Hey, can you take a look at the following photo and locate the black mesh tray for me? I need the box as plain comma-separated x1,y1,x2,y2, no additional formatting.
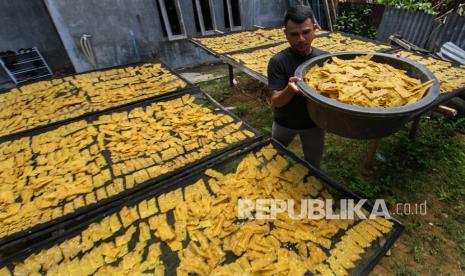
0,88,262,254
0,139,403,276
0,59,194,141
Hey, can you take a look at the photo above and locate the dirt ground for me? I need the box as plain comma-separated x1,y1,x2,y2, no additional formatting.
178,63,465,275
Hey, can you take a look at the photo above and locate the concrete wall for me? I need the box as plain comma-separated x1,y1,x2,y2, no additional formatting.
0,0,72,81
45,0,164,72
44,0,226,71
252,0,288,28
2,0,290,74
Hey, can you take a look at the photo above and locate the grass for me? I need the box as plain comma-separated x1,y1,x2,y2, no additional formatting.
394,264,420,276
196,71,465,275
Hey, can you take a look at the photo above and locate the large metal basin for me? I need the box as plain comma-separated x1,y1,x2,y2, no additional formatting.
295,52,440,139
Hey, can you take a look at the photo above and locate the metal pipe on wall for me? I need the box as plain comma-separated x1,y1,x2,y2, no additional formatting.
79,34,97,69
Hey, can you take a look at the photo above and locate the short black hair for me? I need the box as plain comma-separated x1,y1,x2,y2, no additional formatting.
284,5,315,26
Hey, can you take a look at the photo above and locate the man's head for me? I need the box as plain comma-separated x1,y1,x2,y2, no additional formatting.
283,6,317,55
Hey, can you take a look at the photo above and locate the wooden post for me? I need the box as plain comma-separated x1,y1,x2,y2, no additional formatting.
322,0,333,31
228,64,234,87
364,139,380,169
409,117,421,140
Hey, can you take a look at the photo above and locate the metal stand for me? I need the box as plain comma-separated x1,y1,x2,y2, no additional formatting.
228,64,234,87
0,47,53,84
409,117,421,140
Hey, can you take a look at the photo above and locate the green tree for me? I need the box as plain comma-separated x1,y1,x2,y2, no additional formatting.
376,0,437,15
333,7,378,40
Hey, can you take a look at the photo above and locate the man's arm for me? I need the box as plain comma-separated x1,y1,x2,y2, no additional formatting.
270,76,301,108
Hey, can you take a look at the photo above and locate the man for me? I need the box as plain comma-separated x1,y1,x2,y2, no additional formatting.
267,6,326,169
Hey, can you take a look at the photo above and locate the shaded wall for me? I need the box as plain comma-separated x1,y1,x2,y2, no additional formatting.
45,0,172,72
0,0,72,81
44,0,291,71
253,0,288,27
1,0,290,74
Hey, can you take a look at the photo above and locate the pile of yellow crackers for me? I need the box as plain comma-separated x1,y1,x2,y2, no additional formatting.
305,55,434,107
396,50,465,94
312,33,391,53
192,28,287,54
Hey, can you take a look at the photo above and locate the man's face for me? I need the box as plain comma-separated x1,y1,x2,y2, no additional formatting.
284,18,316,55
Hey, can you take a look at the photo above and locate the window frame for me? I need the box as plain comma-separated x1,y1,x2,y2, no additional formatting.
157,0,188,40
193,0,218,36
225,0,243,31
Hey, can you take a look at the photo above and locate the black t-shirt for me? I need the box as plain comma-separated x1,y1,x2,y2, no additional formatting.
267,47,326,129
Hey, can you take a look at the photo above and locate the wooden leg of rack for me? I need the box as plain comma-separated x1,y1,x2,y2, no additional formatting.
228,64,234,87
409,117,421,140
364,139,380,169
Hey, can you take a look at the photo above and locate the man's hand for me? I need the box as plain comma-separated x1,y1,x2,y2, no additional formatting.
287,76,301,94
270,76,302,108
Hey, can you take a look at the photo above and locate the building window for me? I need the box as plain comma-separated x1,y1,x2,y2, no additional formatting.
192,0,217,35
157,0,187,40
223,0,242,31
